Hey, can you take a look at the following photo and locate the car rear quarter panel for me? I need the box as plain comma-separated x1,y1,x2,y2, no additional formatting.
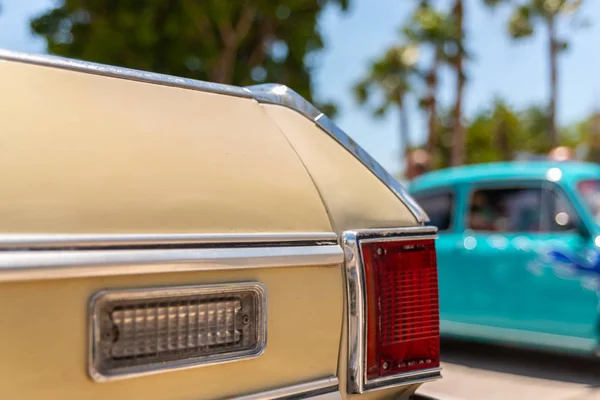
261,104,418,232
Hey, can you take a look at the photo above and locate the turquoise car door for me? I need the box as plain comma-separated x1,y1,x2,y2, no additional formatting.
412,188,467,325
522,183,599,350
454,181,527,331
455,180,598,350
455,182,559,334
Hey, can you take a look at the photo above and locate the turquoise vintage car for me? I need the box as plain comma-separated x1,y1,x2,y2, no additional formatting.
410,161,600,355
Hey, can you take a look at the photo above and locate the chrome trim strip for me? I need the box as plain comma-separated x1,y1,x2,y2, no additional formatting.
235,376,340,400
0,48,429,224
89,282,267,382
348,226,437,240
359,234,439,244
362,373,442,394
0,244,343,282
366,367,442,387
0,232,338,250
301,392,342,400
342,227,440,394
342,230,364,393
0,49,251,98
245,84,323,121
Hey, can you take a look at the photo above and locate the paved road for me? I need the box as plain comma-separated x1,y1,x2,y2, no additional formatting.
416,339,600,400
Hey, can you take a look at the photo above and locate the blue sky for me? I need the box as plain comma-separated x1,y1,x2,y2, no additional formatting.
1,0,599,175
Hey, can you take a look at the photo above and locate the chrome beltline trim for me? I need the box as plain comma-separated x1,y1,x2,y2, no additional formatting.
0,232,338,249
343,227,440,394
0,244,343,282
0,48,429,224
234,376,340,400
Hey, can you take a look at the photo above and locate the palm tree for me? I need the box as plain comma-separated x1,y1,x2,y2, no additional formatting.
403,2,455,159
354,45,420,161
484,0,586,148
449,0,467,166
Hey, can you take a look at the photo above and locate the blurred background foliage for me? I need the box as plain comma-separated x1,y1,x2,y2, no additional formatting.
27,0,600,173
30,0,349,116
429,102,600,169
353,0,594,172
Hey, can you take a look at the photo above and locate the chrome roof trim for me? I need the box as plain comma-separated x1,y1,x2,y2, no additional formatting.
0,49,428,223
0,245,343,282
0,232,338,250
0,49,251,98
235,376,340,400
245,84,323,121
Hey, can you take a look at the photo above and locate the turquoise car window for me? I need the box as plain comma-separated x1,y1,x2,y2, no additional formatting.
544,188,580,232
468,187,544,232
578,179,600,223
413,192,453,231
468,185,580,233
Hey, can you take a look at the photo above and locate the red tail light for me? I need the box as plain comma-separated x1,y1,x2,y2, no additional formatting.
344,228,441,393
361,239,440,379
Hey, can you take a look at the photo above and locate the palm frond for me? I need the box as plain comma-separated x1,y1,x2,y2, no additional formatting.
508,5,535,39
353,79,370,105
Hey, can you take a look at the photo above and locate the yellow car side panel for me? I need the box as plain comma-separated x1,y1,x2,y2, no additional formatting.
0,61,331,234
0,265,343,400
262,104,417,232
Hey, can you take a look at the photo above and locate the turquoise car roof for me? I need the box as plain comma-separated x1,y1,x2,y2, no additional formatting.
409,161,600,192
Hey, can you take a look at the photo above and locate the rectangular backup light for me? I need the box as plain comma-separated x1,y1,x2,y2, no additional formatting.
89,283,267,381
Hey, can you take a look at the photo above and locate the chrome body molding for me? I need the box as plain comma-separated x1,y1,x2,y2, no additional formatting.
0,233,343,282
0,232,338,250
89,283,268,382
0,49,429,224
234,376,340,400
342,226,440,394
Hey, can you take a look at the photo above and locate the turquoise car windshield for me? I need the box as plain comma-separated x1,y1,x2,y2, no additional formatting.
578,179,600,223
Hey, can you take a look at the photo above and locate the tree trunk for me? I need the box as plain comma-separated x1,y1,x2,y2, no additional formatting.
450,0,466,166
399,97,411,161
425,48,441,155
211,5,256,84
548,17,559,148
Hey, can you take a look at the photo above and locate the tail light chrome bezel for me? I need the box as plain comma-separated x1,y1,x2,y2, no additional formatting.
343,226,441,394
88,282,267,382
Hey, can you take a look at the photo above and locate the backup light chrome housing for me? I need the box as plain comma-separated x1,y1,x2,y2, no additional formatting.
89,283,267,381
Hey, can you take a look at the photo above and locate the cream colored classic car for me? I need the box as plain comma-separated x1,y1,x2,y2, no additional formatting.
0,49,440,400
